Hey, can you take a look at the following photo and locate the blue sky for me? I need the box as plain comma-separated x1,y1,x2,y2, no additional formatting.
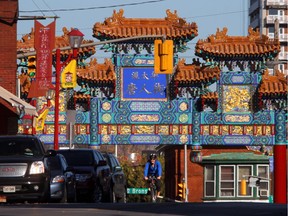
18,0,248,61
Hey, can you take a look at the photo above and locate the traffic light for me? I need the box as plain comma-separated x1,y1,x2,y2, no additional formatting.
27,56,36,78
154,39,174,74
178,182,186,199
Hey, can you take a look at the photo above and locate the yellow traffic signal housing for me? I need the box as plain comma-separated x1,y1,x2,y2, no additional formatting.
154,39,174,74
27,56,36,78
178,183,186,199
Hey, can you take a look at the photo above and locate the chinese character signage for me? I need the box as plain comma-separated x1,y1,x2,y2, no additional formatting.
121,67,167,100
28,20,55,98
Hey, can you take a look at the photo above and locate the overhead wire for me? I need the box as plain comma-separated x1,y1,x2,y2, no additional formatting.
19,0,166,13
184,10,248,20
31,0,46,16
41,0,58,17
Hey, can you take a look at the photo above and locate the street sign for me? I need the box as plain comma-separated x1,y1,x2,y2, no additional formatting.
127,188,148,194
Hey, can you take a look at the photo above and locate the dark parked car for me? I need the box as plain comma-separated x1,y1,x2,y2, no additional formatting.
46,154,76,203
57,149,111,203
0,135,56,203
102,152,127,203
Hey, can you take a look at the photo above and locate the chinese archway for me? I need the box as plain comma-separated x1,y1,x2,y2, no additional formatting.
17,9,287,204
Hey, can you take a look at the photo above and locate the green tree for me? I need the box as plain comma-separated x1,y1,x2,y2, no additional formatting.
119,155,165,202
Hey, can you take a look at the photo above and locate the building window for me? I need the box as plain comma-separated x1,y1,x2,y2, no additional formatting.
257,165,269,196
269,9,278,15
204,165,216,197
220,165,235,197
204,164,269,199
237,165,253,197
268,26,275,33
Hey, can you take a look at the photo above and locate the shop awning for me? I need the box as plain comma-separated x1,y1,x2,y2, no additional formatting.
0,86,38,116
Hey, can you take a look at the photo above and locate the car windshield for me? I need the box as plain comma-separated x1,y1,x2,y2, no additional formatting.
59,151,94,166
0,138,43,157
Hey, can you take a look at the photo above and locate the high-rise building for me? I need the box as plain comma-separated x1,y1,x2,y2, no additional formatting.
249,0,288,75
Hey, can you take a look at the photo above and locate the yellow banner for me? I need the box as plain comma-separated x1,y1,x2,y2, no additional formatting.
35,108,49,131
61,59,77,88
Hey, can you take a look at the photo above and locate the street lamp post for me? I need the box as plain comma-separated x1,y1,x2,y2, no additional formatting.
54,28,84,150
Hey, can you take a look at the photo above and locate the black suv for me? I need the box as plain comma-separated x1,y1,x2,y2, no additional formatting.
57,149,111,203
102,152,127,203
0,135,55,203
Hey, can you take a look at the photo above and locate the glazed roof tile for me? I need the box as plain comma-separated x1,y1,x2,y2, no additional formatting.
173,59,220,83
73,93,91,100
93,9,198,39
77,58,116,82
195,27,280,59
201,92,218,100
259,69,287,95
203,153,269,161
17,27,96,56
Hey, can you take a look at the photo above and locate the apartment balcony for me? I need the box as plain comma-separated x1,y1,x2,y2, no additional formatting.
267,68,288,76
266,0,288,9
278,51,288,61
279,33,288,42
266,15,288,24
268,33,288,42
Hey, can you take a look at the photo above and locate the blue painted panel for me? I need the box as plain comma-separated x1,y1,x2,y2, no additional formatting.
74,134,90,145
38,134,67,145
97,100,193,125
202,135,274,145
121,67,167,100
98,134,192,145
119,54,154,67
201,111,275,125
75,111,90,124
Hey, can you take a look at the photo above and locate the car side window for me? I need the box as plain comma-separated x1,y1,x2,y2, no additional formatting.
93,151,101,164
59,155,68,170
110,155,119,168
114,156,121,166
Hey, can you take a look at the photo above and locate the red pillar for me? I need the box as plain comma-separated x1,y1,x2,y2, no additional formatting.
274,145,287,204
54,49,61,150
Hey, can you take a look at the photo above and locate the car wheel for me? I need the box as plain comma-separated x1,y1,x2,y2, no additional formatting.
40,187,50,203
118,191,127,203
92,183,102,203
67,183,77,203
112,189,117,203
60,186,68,203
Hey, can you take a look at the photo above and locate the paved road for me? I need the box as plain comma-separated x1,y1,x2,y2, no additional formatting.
0,202,287,216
